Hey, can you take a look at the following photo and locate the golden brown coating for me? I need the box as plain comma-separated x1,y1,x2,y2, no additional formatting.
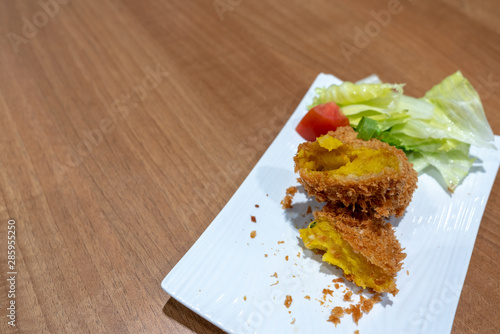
315,204,406,280
294,126,418,218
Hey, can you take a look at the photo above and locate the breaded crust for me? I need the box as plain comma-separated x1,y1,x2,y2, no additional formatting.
294,126,418,218
315,204,406,278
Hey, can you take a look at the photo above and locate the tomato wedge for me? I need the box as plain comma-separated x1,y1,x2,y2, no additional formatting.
295,102,349,141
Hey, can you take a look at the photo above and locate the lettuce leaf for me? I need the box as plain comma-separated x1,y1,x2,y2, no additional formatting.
423,71,495,148
309,82,404,110
406,150,475,192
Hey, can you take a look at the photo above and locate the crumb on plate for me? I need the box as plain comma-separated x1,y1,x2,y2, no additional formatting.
323,288,334,296
281,186,297,209
343,290,353,302
284,295,293,308
344,303,363,325
327,306,345,327
359,296,374,313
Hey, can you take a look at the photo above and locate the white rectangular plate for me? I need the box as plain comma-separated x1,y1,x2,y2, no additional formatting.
162,73,500,334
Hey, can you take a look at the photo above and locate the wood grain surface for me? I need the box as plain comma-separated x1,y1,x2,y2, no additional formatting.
1,0,499,333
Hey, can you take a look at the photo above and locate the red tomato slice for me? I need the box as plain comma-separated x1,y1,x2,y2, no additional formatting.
295,102,349,141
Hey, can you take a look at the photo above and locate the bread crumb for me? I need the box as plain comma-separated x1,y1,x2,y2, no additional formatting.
343,291,353,302
332,278,344,283
359,296,374,313
284,295,293,308
291,318,296,324
251,216,257,223
255,204,259,208
297,252,301,258
270,272,278,278
278,241,284,244
264,254,268,257
250,231,256,238
344,304,362,325
271,280,279,286
334,283,340,289
354,330,360,334
407,270,409,275
306,205,312,214
243,296,247,301
323,288,334,296
281,186,297,209
304,295,310,300
327,306,345,326
285,255,289,261
322,281,382,328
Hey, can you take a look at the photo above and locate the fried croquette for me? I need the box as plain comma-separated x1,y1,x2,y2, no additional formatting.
294,126,417,218
299,204,406,295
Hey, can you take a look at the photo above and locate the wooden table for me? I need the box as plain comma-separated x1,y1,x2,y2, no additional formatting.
1,0,499,333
